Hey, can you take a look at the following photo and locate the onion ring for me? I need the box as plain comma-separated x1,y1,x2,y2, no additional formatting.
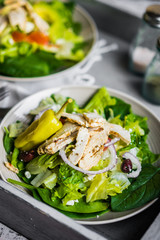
104,137,120,148
123,152,141,178
59,144,117,175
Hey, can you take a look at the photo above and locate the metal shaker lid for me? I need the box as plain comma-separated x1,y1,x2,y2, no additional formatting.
143,5,160,28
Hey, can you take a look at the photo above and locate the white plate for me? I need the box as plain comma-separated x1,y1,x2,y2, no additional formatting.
0,6,98,82
0,85,159,225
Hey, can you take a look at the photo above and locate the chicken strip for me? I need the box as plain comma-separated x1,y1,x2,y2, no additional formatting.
61,113,87,127
78,129,108,170
61,112,105,128
108,123,131,145
44,132,77,154
30,12,49,34
8,7,27,31
0,16,7,34
68,127,89,165
38,122,79,155
83,112,105,124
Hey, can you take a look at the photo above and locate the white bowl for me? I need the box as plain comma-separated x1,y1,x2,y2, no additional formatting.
0,85,159,225
0,6,98,82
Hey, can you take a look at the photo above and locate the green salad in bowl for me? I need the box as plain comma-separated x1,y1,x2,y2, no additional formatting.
0,0,96,78
2,87,160,220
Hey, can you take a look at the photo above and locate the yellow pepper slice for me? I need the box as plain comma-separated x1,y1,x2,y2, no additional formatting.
15,109,62,151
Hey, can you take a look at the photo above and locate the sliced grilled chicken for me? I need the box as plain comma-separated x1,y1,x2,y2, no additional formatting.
5,0,22,5
83,112,105,124
44,132,77,154
78,129,108,170
108,123,131,145
1,1,24,14
8,7,27,31
5,162,19,173
61,113,87,127
68,127,89,165
30,12,49,34
0,16,7,34
37,122,79,155
61,112,106,128
79,145,104,171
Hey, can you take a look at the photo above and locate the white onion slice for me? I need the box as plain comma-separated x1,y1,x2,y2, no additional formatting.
104,137,120,148
123,152,141,178
59,145,117,175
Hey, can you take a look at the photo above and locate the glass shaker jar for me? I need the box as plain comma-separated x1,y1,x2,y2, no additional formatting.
142,37,160,105
129,5,160,75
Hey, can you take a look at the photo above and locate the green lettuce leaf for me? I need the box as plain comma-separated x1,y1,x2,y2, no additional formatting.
30,97,55,115
62,191,84,206
9,121,28,138
26,153,60,174
105,97,131,121
124,113,148,144
86,173,126,203
84,87,116,118
58,163,86,191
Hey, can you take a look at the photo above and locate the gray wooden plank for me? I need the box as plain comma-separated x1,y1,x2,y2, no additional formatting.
0,180,106,240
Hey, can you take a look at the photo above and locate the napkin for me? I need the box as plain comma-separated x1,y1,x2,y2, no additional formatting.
0,81,29,109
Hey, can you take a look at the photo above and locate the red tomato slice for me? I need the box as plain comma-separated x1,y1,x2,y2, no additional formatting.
12,31,27,42
12,31,49,45
28,31,49,45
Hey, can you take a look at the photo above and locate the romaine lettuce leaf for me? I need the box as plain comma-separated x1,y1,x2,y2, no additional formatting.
9,121,28,138
26,153,60,174
30,97,55,115
105,97,131,121
124,114,148,144
86,173,125,203
84,87,116,118
62,191,84,206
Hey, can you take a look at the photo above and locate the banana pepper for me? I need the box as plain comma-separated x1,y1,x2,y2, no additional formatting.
15,109,62,151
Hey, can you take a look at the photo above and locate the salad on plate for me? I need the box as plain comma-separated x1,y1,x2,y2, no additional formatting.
3,87,160,219
0,0,86,77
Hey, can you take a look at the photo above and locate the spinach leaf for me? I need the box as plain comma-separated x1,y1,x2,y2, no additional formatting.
105,97,131,120
59,208,110,219
111,164,160,211
7,178,35,191
3,127,14,154
37,188,108,213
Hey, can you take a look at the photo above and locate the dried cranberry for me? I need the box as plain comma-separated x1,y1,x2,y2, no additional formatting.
19,150,36,163
121,159,132,173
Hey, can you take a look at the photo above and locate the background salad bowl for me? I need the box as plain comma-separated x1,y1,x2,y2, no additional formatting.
0,85,159,225
0,2,98,83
